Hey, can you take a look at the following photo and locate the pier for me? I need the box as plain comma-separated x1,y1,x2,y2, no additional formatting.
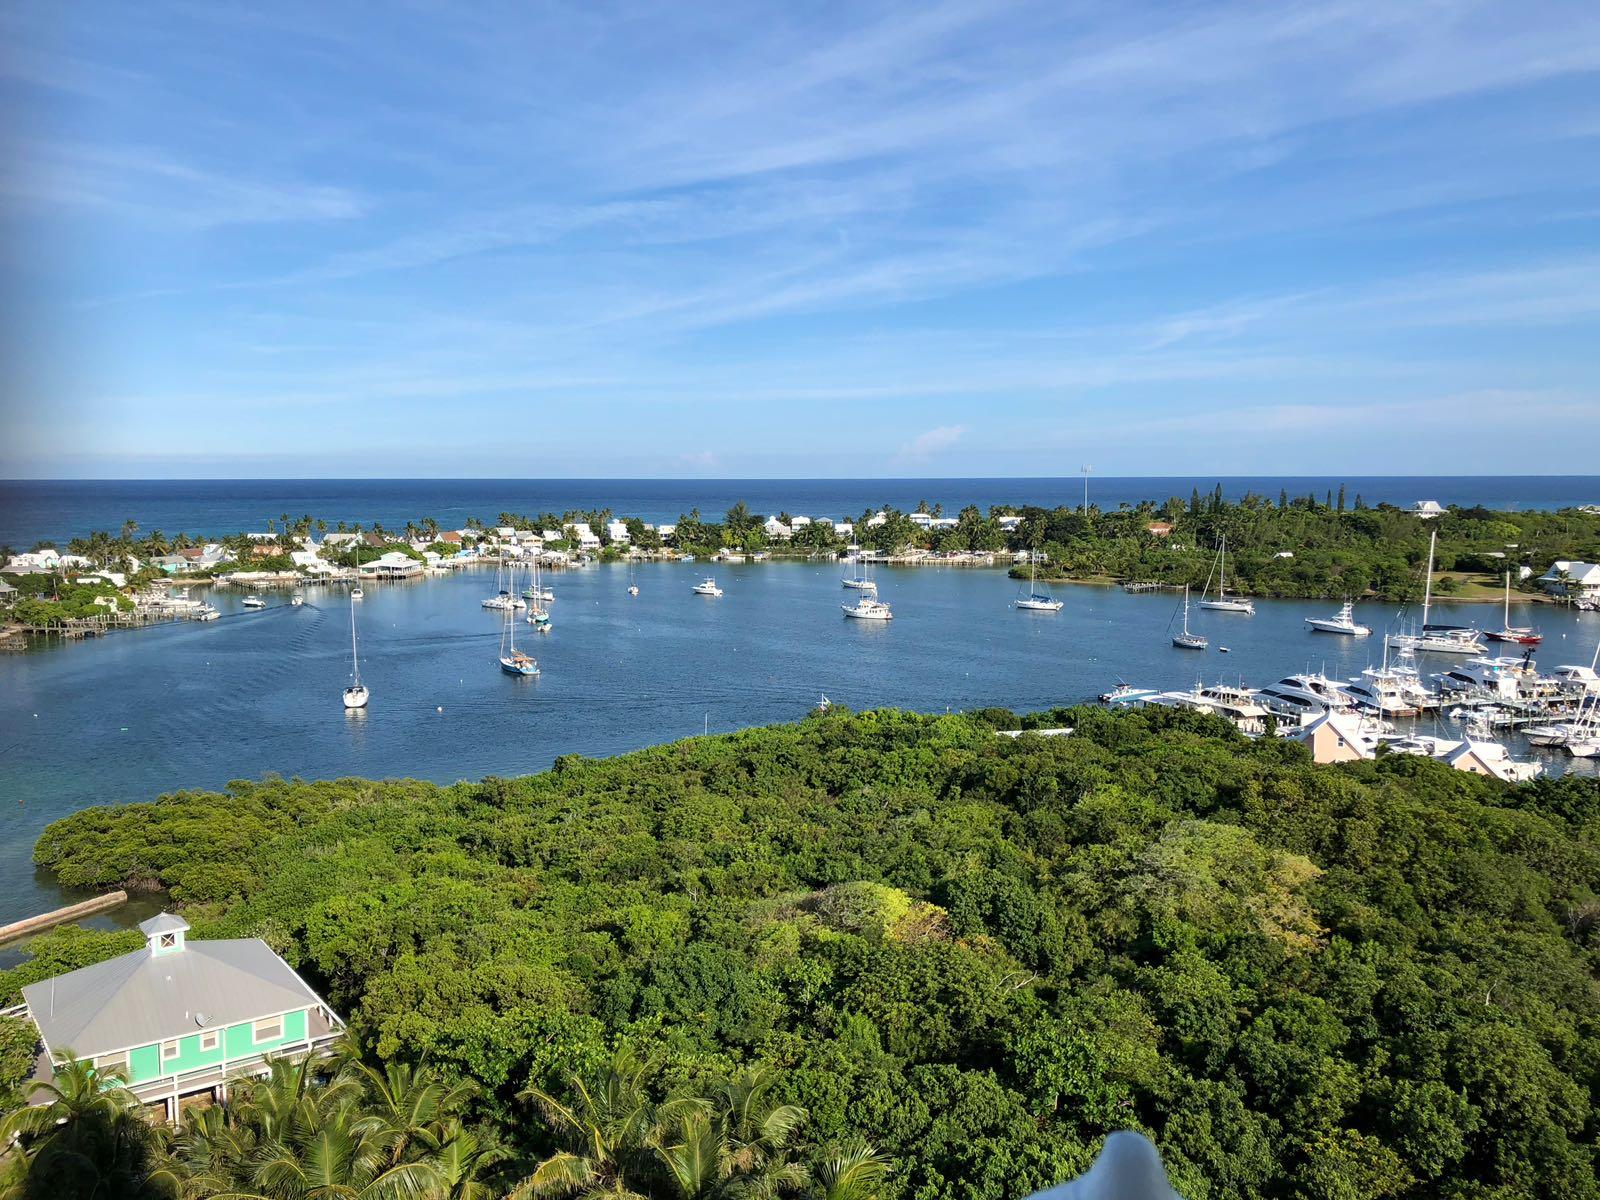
0,891,128,946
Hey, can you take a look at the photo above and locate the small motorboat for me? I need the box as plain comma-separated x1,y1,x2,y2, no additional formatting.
196,606,220,621
628,585,640,596
290,593,305,607
350,587,364,600
241,595,267,609
693,578,723,597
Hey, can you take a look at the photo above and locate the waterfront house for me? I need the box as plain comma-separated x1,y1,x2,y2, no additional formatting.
357,550,424,579
606,520,631,544
909,513,934,529
657,523,677,542
1539,561,1600,601
567,523,601,551
1413,500,1445,519
833,521,854,537
997,515,1022,531
438,531,463,545
1294,712,1373,764
790,515,812,528
13,913,342,1120
4,549,63,573
320,532,360,547
763,516,792,540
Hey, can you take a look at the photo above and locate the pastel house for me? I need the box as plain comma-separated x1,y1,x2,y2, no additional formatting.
12,913,343,1119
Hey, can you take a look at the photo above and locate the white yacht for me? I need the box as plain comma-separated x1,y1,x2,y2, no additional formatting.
1013,557,1064,612
1254,672,1359,721
1099,682,1159,706
241,595,267,609
693,578,723,597
343,587,369,710
1305,600,1371,637
1342,646,1432,716
843,596,893,620
1142,682,1271,735
1432,656,1536,702
1198,536,1255,614
1387,530,1483,655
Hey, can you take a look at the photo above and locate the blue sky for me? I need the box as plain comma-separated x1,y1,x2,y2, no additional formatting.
2,1,1598,478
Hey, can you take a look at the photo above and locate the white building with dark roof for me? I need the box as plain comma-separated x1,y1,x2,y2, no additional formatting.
13,913,342,1119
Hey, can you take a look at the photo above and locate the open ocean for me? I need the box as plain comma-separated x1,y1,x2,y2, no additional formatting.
2,476,1598,548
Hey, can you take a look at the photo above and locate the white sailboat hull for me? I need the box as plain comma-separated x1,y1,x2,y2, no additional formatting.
1015,597,1063,611
1199,598,1255,614
842,578,877,590
343,685,369,710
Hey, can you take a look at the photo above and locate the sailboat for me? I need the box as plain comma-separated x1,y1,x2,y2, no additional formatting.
1305,599,1371,636
483,553,526,610
525,556,552,630
1387,529,1483,654
842,554,877,591
1171,585,1208,649
342,585,369,709
1014,555,1063,612
627,561,639,596
1484,571,1541,645
1198,537,1254,614
499,566,539,676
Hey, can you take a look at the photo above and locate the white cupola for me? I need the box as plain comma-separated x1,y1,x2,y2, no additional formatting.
139,912,190,957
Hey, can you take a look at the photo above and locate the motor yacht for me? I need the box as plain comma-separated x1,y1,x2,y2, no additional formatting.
1305,600,1371,637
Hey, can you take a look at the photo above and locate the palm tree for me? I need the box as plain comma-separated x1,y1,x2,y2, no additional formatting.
511,1049,669,1200
431,1120,504,1200
651,1067,807,1200
0,1056,178,1200
816,1143,889,1200
350,1060,474,1167
240,1103,439,1200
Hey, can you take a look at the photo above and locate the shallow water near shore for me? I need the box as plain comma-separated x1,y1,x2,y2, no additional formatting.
2,561,1597,926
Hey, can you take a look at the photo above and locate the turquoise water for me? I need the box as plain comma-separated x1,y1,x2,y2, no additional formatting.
2,561,1597,924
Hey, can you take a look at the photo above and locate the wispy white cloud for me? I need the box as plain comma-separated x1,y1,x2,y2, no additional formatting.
900,425,967,460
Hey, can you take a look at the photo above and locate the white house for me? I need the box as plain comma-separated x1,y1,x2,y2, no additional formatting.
1539,561,1600,601
790,515,812,528
909,513,934,529
321,532,361,547
763,516,792,540
4,550,62,573
567,523,601,551
866,511,888,528
606,520,631,544
997,514,1022,531
356,551,424,579
657,523,677,542
1413,500,1445,519
833,521,854,537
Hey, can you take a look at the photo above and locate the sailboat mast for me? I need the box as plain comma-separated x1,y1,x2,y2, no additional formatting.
1219,537,1226,599
349,593,360,685
1421,529,1435,627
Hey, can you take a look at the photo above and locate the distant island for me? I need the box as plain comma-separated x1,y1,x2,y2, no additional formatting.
3,705,1599,1197
4,489,1599,634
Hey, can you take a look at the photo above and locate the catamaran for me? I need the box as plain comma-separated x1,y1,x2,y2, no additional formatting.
499,571,539,677
1305,599,1371,636
693,578,723,596
1387,530,1483,654
1014,556,1063,612
342,585,369,709
1198,536,1254,614
1171,585,1208,649
1484,571,1541,645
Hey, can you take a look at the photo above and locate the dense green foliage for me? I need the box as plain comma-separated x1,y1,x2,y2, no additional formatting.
0,573,133,625
1006,493,1600,600
8,709,1600,1199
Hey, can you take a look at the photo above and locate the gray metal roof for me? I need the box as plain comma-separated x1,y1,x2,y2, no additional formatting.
21,939,325,1057
139,913,190,936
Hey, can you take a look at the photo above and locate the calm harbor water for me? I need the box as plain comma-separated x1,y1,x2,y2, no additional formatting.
2,561,1597,925
3,475,1598,548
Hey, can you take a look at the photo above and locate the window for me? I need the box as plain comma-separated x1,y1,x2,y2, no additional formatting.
161,1039,180,1061
95,1051,128,1075
253,1016,283,1044
200,1031,219,1053
159,933,176,949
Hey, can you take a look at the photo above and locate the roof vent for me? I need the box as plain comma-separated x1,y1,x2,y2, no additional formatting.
139,912,190,957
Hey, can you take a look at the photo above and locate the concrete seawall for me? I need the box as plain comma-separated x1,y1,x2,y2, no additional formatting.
0,891,128,945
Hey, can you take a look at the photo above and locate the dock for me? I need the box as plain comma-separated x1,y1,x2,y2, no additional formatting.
0,891,129,945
